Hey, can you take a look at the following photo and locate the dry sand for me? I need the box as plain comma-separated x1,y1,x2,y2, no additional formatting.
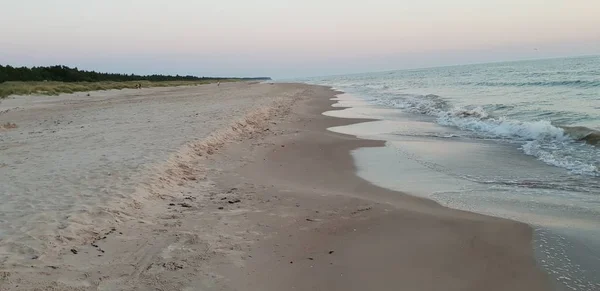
0,83,551,290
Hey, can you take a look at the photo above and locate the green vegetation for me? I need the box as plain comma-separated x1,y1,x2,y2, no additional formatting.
0,65,271,98
0,80,232,98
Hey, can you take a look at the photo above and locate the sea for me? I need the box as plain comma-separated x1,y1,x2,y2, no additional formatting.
299,55,600,291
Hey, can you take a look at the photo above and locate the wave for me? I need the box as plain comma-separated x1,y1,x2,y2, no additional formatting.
561,126,600,146
372,94,599,176
381,94,569,141
467,80,600,88
522,141,599,176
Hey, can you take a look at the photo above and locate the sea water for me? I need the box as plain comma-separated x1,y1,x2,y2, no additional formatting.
300,56,600,290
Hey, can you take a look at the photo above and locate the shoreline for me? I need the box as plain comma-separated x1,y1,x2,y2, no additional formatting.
215,85,551,290
0,83,551,290
322,91,600,290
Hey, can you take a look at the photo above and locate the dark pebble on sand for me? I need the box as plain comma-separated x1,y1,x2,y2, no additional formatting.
228,199,241,204
70,249,78,254
179,203,192,208
290,261,293,264
306,218,314,222
308,257,314,260
329,251,334,254
218,206,224,210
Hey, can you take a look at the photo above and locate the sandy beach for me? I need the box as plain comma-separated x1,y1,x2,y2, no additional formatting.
0,83,551,290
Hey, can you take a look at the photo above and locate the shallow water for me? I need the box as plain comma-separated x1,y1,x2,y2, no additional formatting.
323,94,600,290
305,56,600,176
308,59,600,290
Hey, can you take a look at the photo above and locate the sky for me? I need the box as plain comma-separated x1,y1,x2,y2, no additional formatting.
1,0,599,79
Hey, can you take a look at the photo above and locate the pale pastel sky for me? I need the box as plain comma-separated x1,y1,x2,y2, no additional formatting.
1,0,599,78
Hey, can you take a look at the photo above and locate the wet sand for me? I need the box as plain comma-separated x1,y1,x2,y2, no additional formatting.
0,83,551,290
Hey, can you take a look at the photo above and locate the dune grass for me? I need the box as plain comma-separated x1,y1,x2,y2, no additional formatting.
0,80,235,98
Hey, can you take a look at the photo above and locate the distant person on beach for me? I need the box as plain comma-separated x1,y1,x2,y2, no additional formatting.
217,81,220,87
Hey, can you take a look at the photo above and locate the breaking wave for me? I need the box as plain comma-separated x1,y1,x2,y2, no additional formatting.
373,94,600,176
467,80,600,88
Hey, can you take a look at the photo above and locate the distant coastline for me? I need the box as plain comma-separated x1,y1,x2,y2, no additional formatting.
0,65,270,98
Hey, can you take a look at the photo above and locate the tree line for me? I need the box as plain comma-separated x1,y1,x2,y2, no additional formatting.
0,65,270,83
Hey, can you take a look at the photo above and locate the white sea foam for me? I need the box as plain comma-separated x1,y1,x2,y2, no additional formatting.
372,94,599,176
523,141,599,176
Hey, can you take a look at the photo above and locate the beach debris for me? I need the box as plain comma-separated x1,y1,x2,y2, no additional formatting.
169,203,175,206
1,122,17,130
70,249,78,255
218,206,224,210
305,218,314,222
329,251,334,254
351,206,373,215
162,261,184,270
179,203,192,208
308,257,314,260
228,199,241,204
